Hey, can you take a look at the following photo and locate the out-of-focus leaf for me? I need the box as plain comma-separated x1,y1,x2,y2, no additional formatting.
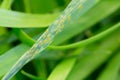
21,70,42,80
0,27,6,35
23,0,58,13
0,9,60,28
117,74,120,80
0,44,64,77
0,0,14,9
66,26,120,80
0,28,10,55
0,44,29,77
47,58,76,80
97,52,120,80
47,48,83,80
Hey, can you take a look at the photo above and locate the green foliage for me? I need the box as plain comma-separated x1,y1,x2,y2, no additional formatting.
0,9,60,28
97,52,120,80
0,0,120,80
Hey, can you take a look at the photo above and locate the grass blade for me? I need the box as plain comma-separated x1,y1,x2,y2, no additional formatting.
97,52,120,80
47,48,83,80
0,9,60,28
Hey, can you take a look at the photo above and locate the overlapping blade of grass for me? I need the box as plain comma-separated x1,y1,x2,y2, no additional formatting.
32,59,48,80
49,23,120,49
2,0,99,79
0,44,29,78
0,0,59,28
0,0,119,78
0,44,64,78
46,23,120,80
52,0,120,45
0,27,10,55
12,22,120,50
66,26,120,80
48,58,76,80
12,0,120,46
0,9,60,28
47,48,83,80
12,28,35,46
97,52,120,80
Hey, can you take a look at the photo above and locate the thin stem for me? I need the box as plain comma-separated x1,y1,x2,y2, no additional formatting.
21,70,42,80
12,28,35,46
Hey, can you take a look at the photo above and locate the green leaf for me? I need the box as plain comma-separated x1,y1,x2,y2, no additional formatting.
97,52,120,80
47,48,83,80
66,26,120,80
49,23,120,49
12,23,120,50
52,0,120,45
23,0,58,13
0,9,60,28
0,0,14,9
0,44,29,77
0,44,64,78
116,74,120,80
48,58,76,80
21,70,42,80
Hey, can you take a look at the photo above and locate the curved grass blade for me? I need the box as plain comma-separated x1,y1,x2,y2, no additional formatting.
12,28,35,46
2,0,99,79
21,70,42,80
0,9,60,28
